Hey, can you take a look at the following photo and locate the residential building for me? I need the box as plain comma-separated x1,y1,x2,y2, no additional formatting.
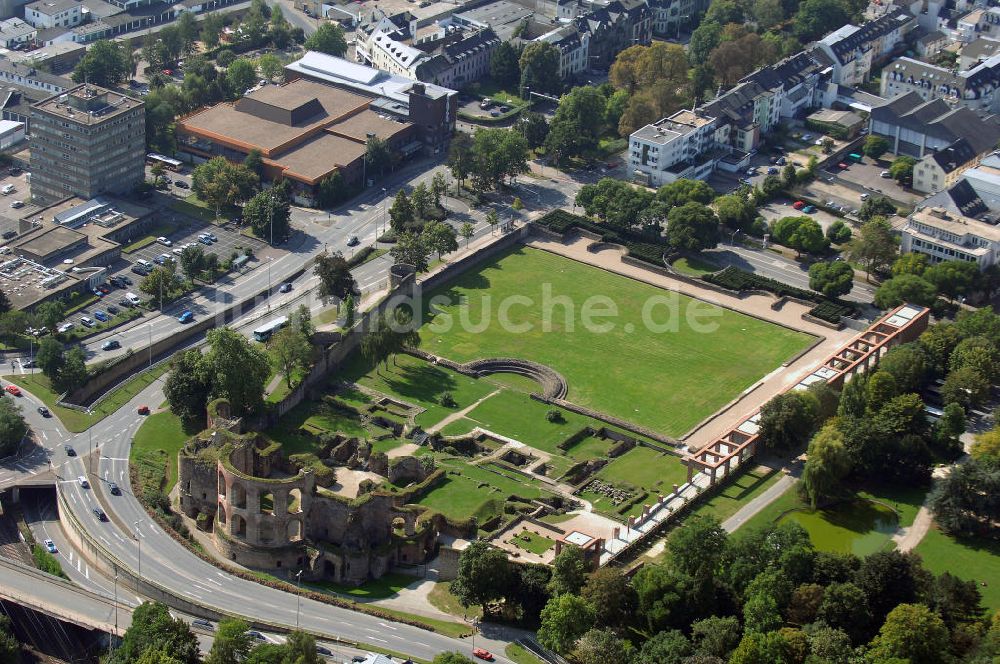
285,51,457,154
629,109,724,186
3,41,84,72
29,84,145,202
914,29,947,58
868,91,1000,157
912,138,982,193
0,58,70,94
0,18,35,46
0,118,23,148
647,0,709,38
177,78,420,204
877,53,1000,113
814,8,915,86
451,0,534,42
24,0,81,28
958,36,1000,70
575,0,651,71
900,176,1000,268
0,84,42,129
535,23,589,79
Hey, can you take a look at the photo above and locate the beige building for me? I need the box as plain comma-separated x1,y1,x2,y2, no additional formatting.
913,138,981,193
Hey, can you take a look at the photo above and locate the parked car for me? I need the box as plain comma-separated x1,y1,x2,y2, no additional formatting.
98,284,111,294
37,406,49,417
156,236,172,247
198,235,212,245
837,162,849,169
177,310,193,323
192,619,214,631
107,305,119,315
315,645,332,656
77,475,89,488
109,482,121,495
57,322,74,333
10,200,23,209
4,384,20,396
206,232,217,242
246,631,266,642
93,310,109,322
175,180,189,189
880,170,891,178
278,283,292,293
172,247,184,256
2,230,15,240
860,193,870,201
19,357,33,368
80,316,94,328
43,538,56,553
347,235,360,246
118,298,133,308
767,167,778,175
102,339,120,351
792,200,805,210
803,205,817,213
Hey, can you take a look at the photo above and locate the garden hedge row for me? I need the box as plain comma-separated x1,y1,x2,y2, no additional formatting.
536,210,667,268
704,266,855,323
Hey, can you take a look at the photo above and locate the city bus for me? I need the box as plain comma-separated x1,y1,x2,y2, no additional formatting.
146,153,183,172
252,316,288,342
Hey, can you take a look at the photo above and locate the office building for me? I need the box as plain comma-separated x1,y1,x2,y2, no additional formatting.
30,83,145,202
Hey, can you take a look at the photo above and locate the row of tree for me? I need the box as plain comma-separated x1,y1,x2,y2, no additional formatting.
448,128,529,193
875,253,993,310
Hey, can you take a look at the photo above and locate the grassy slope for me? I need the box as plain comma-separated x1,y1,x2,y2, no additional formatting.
416,246,814,436
131,411,198,494
915,526,1000,611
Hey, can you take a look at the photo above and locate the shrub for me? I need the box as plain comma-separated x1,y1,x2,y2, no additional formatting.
546,409,564,423
440,392,457,407
32,544,67,578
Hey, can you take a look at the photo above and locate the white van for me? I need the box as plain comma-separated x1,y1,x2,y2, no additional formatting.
136,258,152,270
1,184,14,195
126,292,141,305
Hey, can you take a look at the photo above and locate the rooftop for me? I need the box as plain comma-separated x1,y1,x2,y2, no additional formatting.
270,132,367,182
286,51,456,104
24,0,78,14
33,84,142,125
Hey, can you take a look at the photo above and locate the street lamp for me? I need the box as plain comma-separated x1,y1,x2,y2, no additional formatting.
146,323,152,369
295,570,303,629
134,520,143,583
113,565,119,646
87,411,93,475
380,187,387,235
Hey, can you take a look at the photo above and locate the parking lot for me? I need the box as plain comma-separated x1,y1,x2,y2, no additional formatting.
758,197,844,233
823,156,922,206
125,216,264,273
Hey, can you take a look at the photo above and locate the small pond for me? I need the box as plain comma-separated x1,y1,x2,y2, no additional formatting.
778,498,899,557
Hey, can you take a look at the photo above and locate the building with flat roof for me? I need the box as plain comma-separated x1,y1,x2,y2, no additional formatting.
285,51,457,155
0,18,36,47
177,78,419,204
24,0,81,28
30,84,145,203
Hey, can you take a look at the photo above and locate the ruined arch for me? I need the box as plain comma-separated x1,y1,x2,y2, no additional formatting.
218,502,227,525
259,491,275,514
218,472,227,498
287,488,303,514
287,519,303,542
231,482,246,509
231,514,246,538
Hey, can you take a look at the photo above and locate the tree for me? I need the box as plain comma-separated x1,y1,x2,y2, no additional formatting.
450,541,513,610
164,349,210,422
868,603,951,664
808,261,854,298
243,189,290,243
874,274,937,309
314,251,356,302
801,422,852,508
575,630,636,664
408,183,431,221
728,631,789,664
863,135,890,160
858,196,896,223
929,457,1000,536
389,190,414,232
632,564,689,633
36,336,65,383
57,346,87,393
110,602,199,664
742,592,781,633
490,41,520,87
826,220,852,245
878,343,928,392
925,259,980,301
226,58,257,99
200,12,225,47
257,53,283,81
179,244,206,281
304,23,347,56
422,220,458,259
942,365,990,410
708,33,779,86
816,582,872,644
390,231,431,272
470,127,529,190
73,40,130,87
772,216,826,255
459,222,474,248
668,515,726,581
519,41,560,96
890,155,917,184
34,300,66,331
202,327,270,415
690,616,741,659
447,132,474,191
849,218,904,279
0,395,27,458
316,171,349,209
365,135,392,180
548,545,587,596
667,203,720,252
537,594,595,654
140,265,181,307
949,335,999,380
715,194,755,231
580,567,636,629
269,326,312,389
192,157,259,218
972,427,1000,462
430,172,448,207
658,179,715,207
893,252,928,276
547,86,607,159
206,618,253,664
758,391,819,451
283,631,320,664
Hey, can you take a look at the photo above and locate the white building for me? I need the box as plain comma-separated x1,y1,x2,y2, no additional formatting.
535,24,589,79
24,0,81,28
814,8,914,86
0,17,35,46
629,109,721,186
0,119,24,149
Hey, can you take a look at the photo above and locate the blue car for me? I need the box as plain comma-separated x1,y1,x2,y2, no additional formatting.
803,205,817,213
177,310,193,323
93,310,109,322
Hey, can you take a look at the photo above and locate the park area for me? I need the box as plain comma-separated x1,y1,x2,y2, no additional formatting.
415,247,815,436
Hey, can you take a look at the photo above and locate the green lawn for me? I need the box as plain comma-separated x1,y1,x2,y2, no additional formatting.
597,445,688,489
508,530,555,555
688,466,783,524
6,363,170,433
506,643,545,664
915,526,1000,611
414,460,552,522
428,581,482,619
265,399,370,455
121,221,179,253
671,255,720,277
416,247,814,436
131,410,199,495
310,572,419,599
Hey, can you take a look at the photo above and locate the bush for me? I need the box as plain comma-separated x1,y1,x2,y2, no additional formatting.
195,511,210,531
32,544,66,578
440,392,457,408
546,409,564,423
705,266,856,322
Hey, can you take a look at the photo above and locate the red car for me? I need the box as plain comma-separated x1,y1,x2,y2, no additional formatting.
792,200,805,210
137,405,150,415
472,649,494,661
4,384,21,396
838,162,849,169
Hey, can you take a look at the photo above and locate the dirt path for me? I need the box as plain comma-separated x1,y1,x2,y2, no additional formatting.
426,389,499,433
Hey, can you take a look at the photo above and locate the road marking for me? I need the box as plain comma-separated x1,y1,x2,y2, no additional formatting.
41,432,47,441
368,637,388,644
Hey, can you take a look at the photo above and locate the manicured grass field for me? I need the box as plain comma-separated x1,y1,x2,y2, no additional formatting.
508,530,555,555
428,581,483,620
597,446,688,489
266,399,370,455
688,466,783,524
671,255,720,277
414,460,552,522
505,643,545,664
311,571,419,599
131,410,199,495
915,526,1000,610
417,247,814,435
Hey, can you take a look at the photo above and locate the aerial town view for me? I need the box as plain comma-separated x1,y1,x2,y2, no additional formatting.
0,0,999,660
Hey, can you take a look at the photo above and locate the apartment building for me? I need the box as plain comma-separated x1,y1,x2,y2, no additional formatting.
814,8,915,86
24,0,81,28
29,84,145,202
647,0,709,38
901,177,1000,269
912,138,981,193
629,109,724,186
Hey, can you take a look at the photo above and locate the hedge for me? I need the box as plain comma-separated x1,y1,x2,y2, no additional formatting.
704,266,856,323
536,209,667,268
